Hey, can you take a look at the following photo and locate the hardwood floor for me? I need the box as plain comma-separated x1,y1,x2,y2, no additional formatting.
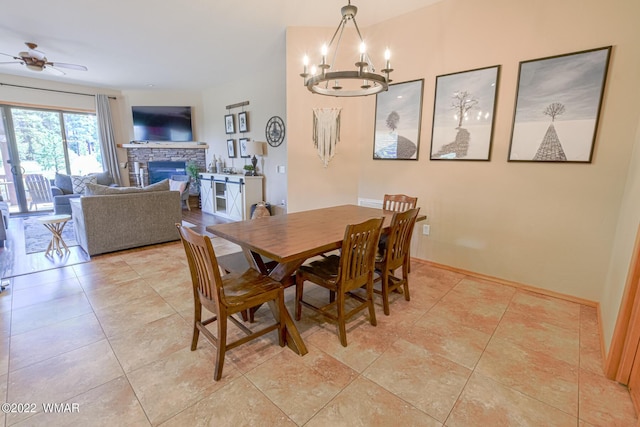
0,206,228,280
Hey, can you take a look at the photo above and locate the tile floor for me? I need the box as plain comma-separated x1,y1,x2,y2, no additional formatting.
0,239,637,426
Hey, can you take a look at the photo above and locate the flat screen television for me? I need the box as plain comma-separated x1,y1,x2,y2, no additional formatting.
132,106,193,142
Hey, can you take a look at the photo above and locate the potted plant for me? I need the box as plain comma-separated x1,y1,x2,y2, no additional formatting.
186,161,200,194
243,164,255,176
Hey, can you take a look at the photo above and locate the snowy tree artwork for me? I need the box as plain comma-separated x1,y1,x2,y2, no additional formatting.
508,47,611,162
373,79,424,160
430,66,500,161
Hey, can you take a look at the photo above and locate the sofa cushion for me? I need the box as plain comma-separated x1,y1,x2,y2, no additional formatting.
71,175,97,194
90,171,114,186
85,179,170,195
55,172,74,195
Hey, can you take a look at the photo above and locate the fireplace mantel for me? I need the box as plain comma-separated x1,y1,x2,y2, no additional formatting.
120,143,208,149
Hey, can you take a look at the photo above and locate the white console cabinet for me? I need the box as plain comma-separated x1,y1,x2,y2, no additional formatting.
199,173,263,221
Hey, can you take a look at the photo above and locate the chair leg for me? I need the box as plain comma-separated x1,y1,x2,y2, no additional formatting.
277,289,286,347
295,274,303,321
191,302,202,351
367,280,377,327
381,271,391,316
403,263,411,302
214,314,227,381
337,292,347,347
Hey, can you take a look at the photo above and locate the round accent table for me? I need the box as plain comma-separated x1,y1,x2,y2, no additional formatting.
36,214,72,257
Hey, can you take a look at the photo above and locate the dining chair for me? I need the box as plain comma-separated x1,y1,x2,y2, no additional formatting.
383,194,418,213
381,194,418,271
374,208,420,315
295,217,383,347
176,224,285,381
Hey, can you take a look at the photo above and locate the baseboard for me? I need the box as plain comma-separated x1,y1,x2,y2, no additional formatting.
412,257,598,307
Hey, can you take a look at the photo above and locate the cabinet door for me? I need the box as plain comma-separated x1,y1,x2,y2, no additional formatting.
200,178,214,214
226,180,243,220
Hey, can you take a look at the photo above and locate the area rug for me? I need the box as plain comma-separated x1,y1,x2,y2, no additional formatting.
24,217,78,254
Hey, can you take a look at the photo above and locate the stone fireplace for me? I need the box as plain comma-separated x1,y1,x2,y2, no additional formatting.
123,143,207,186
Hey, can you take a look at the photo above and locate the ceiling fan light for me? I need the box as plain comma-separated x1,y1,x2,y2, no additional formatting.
26,64,42,71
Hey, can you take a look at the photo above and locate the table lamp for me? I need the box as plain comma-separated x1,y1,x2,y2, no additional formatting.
246,141,264,176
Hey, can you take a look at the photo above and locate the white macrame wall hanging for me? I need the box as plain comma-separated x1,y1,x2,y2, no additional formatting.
312,108,341,167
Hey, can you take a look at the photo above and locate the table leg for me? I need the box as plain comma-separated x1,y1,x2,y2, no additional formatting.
267,300,308,356
43,222,70,256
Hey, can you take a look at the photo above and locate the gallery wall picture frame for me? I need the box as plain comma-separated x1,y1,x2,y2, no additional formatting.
430,65,500,161
227,139,236,158
508,46,612,163
373,79,424,160
238,111,249,133
225,114,235,134
239,138,250,158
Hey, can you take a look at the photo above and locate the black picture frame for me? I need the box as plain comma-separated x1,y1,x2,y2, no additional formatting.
508,46,611,163
238,111,248,133
373,79,424,160
430,65,500,161
224,114,235,134
227,139,236,158
239,138,250,158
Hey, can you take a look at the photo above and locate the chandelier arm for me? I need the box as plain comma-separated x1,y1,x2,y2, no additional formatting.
327,16,347,50
350,17,376,71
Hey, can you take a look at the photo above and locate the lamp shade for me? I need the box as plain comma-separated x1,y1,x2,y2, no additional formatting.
246,141,264,156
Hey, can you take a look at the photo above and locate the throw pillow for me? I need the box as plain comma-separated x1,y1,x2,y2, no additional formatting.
169,179,188,194
54,172,74,195
84,179,170,195
71,175,97,194
89,171,113,186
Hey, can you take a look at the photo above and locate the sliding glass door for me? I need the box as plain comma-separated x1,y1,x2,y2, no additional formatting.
0,105,102,214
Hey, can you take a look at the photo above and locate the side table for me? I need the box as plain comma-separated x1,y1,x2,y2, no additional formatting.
36,214,72,257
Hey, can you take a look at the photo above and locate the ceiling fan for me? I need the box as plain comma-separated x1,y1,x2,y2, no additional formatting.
0,42,87,74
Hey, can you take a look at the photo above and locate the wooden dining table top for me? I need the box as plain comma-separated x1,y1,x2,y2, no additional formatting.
206,204,424,263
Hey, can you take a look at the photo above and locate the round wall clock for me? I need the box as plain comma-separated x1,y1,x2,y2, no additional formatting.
265,116,285,147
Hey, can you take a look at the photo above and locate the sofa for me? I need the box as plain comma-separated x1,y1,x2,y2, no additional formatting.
51,171,116,215
70,180,182,256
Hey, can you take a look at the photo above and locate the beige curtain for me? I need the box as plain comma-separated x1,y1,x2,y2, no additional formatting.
95,94,123,185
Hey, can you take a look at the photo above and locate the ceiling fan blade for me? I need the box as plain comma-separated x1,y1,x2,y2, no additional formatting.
46,66,67,75
48,62,87,71
0,61,22,65
0,52,19,59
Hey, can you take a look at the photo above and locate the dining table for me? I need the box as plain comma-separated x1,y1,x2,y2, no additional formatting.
206,204,426,356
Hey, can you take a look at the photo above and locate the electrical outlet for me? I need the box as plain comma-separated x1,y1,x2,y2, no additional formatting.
422,224,430,235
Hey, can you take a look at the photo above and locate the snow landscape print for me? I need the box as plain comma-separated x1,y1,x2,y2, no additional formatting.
509,47,611,162
373,79,424,160
430,66,500,160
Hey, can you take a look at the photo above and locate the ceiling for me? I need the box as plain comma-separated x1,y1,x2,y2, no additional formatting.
0,0,441,92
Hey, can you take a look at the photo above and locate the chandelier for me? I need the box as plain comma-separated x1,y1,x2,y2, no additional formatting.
300,1,393,97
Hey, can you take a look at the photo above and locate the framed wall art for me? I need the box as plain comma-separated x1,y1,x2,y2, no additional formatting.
373,79,424,160
239,138,250,158
508,46,611,162
430,65,500,160
227,139,236,158
238,111,248,133
224,114,235,134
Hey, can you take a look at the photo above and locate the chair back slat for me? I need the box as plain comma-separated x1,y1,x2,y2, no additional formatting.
338,217,383,292
25,174,53,204
385,208,420,271
176,224,224,307
383,194,417,213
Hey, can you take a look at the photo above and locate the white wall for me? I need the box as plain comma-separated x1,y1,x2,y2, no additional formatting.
201,35,287,209
286,0,640,356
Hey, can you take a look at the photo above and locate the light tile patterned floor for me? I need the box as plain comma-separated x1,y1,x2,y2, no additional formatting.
0,240,636,426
